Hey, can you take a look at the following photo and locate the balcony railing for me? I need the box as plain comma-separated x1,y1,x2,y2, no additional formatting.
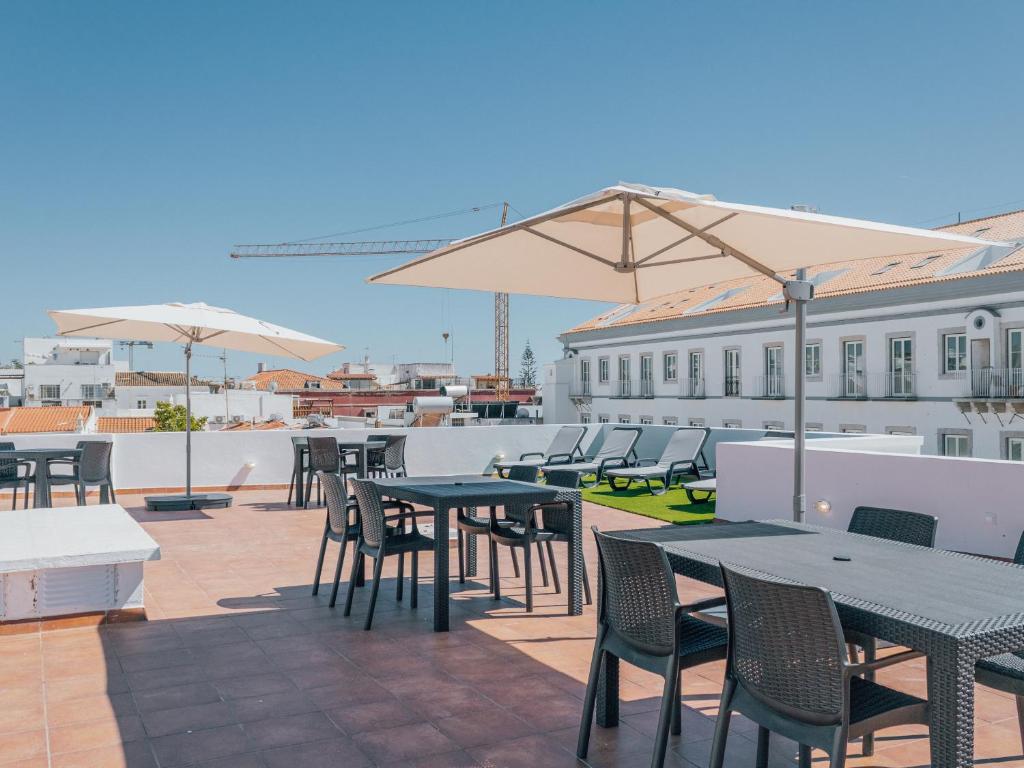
679,378,706,398
724,376,742,397
962,368,1024,399
829,372,868,399
639,378,654,398
614,379,631,398
754,374,786,399
612,379,654,398
873,371,917,399
569,380,592,398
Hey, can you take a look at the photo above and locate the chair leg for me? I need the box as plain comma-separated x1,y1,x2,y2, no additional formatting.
576,639,605,759
10,485,15,511
581,557,593,605
77,481,86,506
492,540,501,601
457,529,465,584
708,679,735,768
847,643,860,664
671,668,682,736
798,744,812,768
343,552,363,617
23,481,29,509
755,726,770,768
304,472,314,509
287,467,296,505
488,537,497,593
1016,696,1024,752
99,483,110,504
652,657,680,768
510,545,521,578
411,551,418,609
547,541,561,594
312,530,329,595
363,555,385,631
107,483,116,503
861,638,876,756
536,541,549,587
523,542,533,612
829,729,848,768
328,540,347,608
396,553,405,602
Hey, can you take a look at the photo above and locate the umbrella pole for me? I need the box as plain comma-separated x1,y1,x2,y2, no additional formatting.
185,341,192,499
786,270,812,523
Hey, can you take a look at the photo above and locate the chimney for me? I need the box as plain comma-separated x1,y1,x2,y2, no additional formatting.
257,362,266,373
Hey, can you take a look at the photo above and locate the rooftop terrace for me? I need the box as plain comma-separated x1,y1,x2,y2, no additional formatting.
3,488,1024,768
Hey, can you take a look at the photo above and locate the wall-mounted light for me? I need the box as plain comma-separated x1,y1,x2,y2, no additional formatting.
244,462,256,470
495,453,505,461
815,499,832,516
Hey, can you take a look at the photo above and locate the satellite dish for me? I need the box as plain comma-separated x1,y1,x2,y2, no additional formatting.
269,381,278,393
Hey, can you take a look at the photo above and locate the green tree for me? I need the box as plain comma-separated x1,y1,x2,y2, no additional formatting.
153,401,208,432
519,339,538,387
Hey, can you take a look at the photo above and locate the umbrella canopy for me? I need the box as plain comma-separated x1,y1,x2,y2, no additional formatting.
48,302,343,361
368,183,997,302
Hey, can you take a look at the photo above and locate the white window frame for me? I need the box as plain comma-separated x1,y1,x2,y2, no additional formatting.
597,414,610,424
805,342,821,377
39,384,61,400
942,432,970,457
639,416,653,425
136,399,148,410
663,352,678,382
942,332,967,375
663,416,678,426
1008,436,1024,462
724,348,741,397
598,357,610,383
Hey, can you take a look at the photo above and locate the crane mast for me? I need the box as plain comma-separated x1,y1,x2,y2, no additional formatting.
494,203,510,402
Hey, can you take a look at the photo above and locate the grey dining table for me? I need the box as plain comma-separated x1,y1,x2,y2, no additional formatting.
5,447,82,508
372,474,584,632
606,520,1024,768
291,437,387,507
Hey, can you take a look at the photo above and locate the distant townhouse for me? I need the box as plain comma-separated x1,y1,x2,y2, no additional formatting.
21,338,124,413
546,210,1024,461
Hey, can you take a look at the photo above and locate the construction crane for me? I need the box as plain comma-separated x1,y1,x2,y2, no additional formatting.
229,202,514,401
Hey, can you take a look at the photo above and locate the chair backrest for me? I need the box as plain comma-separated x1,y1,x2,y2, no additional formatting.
720,564,846,726
1013,531,1024,566
0,442,16,482
506,465,539,483
78,441,113,484
657,427,708,468
307,436,340,473
383,434,406,471
290,436,308,446
848,506,937,548
318,471,353,536
592,528,679,657
543,469,581,489
594,426,642,461
350,478,387,549
547,425,587,457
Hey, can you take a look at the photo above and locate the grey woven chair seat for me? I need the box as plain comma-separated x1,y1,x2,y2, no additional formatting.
849,676,926,726
677,615,728,666
977,652,1024,686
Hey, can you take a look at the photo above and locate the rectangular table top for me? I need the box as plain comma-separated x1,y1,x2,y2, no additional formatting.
373,474,562,508
0,504,161,573
616,520,1024,633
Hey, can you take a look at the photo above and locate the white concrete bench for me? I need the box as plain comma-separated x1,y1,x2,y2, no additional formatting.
0,504,160,627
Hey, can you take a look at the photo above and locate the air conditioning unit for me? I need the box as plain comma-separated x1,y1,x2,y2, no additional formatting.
212,415,225,424
230,414,244,423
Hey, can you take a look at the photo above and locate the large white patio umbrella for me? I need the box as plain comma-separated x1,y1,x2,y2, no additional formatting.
369,183,997,520
49,302,343,511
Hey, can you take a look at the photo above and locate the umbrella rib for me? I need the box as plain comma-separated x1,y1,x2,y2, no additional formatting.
56,319,125,336
259,335,311,361
633,197,783,283
635,252,729,268
633,213,739,266
521,226,618,267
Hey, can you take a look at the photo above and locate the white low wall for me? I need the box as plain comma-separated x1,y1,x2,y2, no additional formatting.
716,440,1024,558
3,425,575,491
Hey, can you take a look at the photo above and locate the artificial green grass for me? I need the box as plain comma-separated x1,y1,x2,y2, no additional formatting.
581,480,715,525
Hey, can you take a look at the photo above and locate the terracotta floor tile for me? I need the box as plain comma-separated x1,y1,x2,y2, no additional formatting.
49,715,146,754
49,739,158,768
0,729,47,766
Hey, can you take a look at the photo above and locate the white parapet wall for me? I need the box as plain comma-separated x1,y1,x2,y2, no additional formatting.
716,438,1024,559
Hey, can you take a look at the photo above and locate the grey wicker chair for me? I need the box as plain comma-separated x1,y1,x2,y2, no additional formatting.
456,465,539,591
549,425,641,488
709,565,928,768
0,442,32,510
493,425,587,477
311,471,361,608
368,434,407,478
303,436,354,508
975,531,1024,751
604,427,710,495
844,505,938,755
47,441,115,505
577,529,728,768
493,468,593,609
344,478,431,630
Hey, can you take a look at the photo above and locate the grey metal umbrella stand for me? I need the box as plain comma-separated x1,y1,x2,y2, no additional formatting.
145,342,233,512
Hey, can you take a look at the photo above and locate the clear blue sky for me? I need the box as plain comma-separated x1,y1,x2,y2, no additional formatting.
3,2,1023,382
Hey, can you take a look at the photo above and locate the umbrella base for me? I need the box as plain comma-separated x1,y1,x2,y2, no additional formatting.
144,493,233,512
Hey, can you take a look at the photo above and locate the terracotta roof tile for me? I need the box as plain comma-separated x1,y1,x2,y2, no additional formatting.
96,416,156,433
115,371,205,387
220,419,289,431
566,209,1024,333
0,406,92,435
244,369,346,392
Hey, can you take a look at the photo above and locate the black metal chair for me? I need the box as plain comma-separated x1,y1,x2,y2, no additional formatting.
344,478,432,631
844,505,938,754
368,434,407,478
709,564,928,768
456,465,539,591
491,468,593,610
975,531,1024,751
577,529,728,768
47,441,115,505
303,436,353,508
0,442,31,510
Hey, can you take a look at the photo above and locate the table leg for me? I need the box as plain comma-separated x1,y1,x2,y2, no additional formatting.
596,652,619,728
568,491,583,616
433,504,449,631
34,463,49,508
294,448,304,508
926,643,975,768
357,446,367,479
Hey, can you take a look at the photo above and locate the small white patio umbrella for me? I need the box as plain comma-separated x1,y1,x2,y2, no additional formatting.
49,302,343,511
369,183,997,520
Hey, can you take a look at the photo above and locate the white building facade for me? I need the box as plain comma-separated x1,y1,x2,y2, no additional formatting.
21,338,125,413
548,213,1024,461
